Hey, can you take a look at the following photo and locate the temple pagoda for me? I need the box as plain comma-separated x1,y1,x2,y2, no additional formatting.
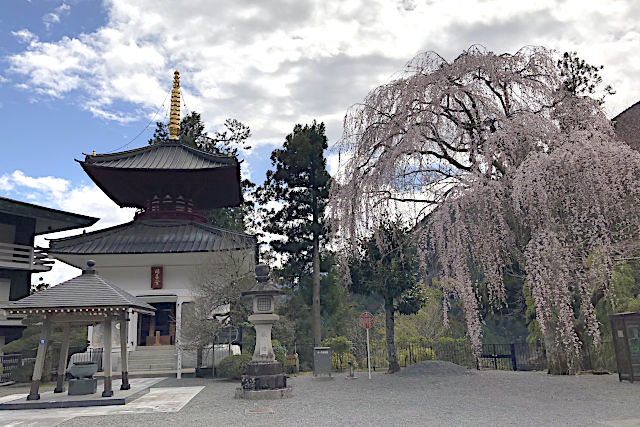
48,71,256,377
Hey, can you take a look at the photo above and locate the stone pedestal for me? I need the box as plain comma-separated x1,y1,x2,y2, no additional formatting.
236,360,291,399
241,361,287,390
68,378,98,395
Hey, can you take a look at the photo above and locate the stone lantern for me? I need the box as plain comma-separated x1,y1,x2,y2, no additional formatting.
236,264,292,399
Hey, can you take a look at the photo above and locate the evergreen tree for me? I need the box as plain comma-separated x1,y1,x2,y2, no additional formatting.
258,121,331,347
349,222,424,373
558,51,615,102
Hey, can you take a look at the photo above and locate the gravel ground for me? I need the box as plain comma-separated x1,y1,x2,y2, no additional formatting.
53,362,640,427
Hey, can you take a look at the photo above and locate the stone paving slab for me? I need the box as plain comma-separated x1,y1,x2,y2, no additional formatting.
94,368,196,378
0,385,204,426
0,378,163,410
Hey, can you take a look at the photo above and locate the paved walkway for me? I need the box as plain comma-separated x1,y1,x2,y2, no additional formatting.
1,364,640,426
0,378,163,410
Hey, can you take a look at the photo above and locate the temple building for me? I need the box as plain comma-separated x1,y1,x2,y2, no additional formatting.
0,197,97,352
47,72,256,376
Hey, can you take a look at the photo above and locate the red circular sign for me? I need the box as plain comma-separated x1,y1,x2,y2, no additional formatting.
359,312,375,329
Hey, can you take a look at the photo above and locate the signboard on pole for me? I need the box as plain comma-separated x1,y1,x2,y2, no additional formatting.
359,312,374,329
359,312,374,379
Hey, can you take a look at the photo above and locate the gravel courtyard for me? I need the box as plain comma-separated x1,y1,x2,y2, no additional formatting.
3,361,640,426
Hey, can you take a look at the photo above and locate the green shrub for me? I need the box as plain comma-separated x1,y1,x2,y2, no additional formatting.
216,354,252,379
323,336,353,371
271,339,287,367
331,352,358,371
8,360,35,383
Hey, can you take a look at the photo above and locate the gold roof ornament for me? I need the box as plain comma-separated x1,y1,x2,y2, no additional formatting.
169,70,181,140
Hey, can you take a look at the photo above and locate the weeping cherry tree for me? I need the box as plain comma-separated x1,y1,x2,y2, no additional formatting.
328,46,640,373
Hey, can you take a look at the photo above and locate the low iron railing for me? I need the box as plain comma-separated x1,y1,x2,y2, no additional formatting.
295,339,615,374
0,353,25,383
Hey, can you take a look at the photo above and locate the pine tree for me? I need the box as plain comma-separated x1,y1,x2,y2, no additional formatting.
259,121,331,347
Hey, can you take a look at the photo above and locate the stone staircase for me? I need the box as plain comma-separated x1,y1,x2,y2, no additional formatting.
128,345,177,372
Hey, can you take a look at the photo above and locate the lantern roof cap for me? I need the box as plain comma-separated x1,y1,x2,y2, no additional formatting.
242,264,284,296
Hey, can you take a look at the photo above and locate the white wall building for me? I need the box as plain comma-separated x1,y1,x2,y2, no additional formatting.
49,219,256,373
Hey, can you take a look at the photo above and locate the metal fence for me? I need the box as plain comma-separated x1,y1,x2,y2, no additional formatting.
0,353,24,383
321,340,616,373
0,347,105,384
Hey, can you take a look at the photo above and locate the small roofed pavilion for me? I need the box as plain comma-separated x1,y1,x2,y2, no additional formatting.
4,261,154,400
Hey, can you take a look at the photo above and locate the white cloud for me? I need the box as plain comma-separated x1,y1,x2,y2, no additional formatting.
42,2,71,30
10,170,69,198
0,174,14,191
5,0,640,150
55,3,71,13
11,29,38,44
43,13,61,25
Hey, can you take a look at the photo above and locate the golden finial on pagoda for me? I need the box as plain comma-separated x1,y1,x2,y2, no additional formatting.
169,70,181,140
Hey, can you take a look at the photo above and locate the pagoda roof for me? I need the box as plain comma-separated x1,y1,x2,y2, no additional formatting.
4,266,155,315
79,141,242,209
0,196,98,235
81,141,237,170
48,219,256,255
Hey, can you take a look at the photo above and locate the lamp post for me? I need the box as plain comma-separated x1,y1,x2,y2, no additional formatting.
235,264,292,399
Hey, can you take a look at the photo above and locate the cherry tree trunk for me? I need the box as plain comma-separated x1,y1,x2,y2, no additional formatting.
542,328,571,375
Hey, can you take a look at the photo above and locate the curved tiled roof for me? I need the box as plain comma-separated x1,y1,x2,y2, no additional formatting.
48,219,256,255
5,269,155,313
81,141,237,170
77,141,243,210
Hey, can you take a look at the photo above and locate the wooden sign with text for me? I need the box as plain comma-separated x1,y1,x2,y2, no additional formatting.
151,266,163,289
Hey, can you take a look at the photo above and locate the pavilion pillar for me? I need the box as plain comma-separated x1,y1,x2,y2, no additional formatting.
102,315,114,397
54,326,71,393
27,316,52,400
176,302,182,379
119,312,130,390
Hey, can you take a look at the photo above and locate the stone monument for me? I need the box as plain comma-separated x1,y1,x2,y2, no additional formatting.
235,264,292,399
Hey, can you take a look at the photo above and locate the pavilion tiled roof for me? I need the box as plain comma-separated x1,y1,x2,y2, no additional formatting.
48,219,256,255
81,141,237,170
4,267,155,314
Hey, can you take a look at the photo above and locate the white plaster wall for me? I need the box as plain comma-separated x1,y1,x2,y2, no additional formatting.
56,249,255,372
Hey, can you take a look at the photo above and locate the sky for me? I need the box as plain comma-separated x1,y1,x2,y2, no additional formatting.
1,0,640,284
